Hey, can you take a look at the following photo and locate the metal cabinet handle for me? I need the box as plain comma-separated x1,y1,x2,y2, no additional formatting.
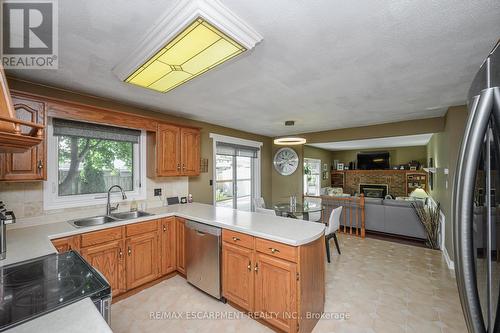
232,237,240,241
182,164,185,171
163,225,167,232
127,247,132,256
254,263,259,273
247,260,252,272
269,247,280,254
37,160,43,170
177,164,181,171
119,248,123,257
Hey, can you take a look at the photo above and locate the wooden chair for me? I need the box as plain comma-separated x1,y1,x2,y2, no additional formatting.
255,207,277,216
325,206,342,262
254,197,266,209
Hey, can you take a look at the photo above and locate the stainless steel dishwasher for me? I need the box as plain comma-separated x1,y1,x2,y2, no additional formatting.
185,220,222,299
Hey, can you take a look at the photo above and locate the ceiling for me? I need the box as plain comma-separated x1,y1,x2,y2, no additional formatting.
308,133,433,151
7,0,500,136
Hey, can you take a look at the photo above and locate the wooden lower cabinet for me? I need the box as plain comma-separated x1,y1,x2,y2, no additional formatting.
160,217,176,275
222,242,254,311
176,218,186,274
254,253,298,333
80,239,126,296
51,235,80,253
222,230,325,333
126,230,159,290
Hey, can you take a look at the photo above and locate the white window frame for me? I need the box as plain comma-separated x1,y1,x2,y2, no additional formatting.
304,158,321,196
43,119,147,210
209,133,262,211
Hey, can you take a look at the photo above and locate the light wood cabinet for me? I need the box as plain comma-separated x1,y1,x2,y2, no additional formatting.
254,253,297,333
156,123,181,176
221,230,325,333
0,94,46,181
81,239,126,296
180,127,200,176
160,217,176,275
176,217,186,274
126,230,160,289
222,241,254,311
51,235,81,253
147,123,200,178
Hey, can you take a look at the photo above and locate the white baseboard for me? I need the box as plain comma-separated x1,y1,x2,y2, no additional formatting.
442,245,455,270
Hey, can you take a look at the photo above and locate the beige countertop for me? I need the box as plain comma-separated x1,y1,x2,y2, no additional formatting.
2,202,325,267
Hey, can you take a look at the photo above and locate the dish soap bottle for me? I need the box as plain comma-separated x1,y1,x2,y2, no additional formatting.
188,194,193,203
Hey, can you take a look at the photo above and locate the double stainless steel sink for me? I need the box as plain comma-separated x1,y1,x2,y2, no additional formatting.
69,211,154,228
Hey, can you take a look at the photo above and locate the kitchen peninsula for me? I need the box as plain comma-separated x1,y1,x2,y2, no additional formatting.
2,203,326,333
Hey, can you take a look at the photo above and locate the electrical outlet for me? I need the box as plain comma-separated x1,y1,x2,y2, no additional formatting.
154,188,162,196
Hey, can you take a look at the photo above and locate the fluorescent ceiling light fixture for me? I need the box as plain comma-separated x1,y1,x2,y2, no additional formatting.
113,0,263,93
274,137,307,145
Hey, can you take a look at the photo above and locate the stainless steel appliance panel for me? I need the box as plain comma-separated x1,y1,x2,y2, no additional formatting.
185,220,222,299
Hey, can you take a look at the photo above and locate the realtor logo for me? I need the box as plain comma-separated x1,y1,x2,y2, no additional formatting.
1,0,58,69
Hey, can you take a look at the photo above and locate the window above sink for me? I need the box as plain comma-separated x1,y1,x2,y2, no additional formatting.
43,118,147,210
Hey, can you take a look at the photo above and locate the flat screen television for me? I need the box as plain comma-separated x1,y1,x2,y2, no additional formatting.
357,152,390,170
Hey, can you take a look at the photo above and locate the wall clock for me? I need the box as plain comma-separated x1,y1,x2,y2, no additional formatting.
273,147,299,176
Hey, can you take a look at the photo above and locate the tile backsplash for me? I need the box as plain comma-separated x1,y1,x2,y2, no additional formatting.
0,177,188,228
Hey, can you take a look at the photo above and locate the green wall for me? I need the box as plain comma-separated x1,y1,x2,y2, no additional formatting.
426,105,468,261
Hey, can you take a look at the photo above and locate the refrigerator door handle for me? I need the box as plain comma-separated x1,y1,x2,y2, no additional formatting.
454,88,494,333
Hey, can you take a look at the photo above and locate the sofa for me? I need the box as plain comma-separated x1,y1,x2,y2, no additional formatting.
364,198,427,239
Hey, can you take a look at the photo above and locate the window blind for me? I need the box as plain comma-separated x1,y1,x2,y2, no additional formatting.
53,118,141,143
216,142,259,158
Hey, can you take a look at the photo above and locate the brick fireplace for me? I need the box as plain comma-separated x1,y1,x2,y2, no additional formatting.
333,170,424,197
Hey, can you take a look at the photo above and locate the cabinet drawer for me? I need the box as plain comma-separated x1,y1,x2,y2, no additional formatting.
222,229,254,249
126,220,159,237
255,238,297,263
81,227,124,248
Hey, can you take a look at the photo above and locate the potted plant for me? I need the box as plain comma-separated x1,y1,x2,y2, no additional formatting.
411,201,441,249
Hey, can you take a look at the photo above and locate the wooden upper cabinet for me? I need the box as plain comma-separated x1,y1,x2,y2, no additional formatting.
180,127,200,176
80,238,126,297
222,241,254,312
156,123,181,176
254,253,298,333
148,123,200,178
160,217,176,275
0,94,46,181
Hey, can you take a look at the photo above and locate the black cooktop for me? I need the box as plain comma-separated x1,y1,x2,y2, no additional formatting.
0,251,110,331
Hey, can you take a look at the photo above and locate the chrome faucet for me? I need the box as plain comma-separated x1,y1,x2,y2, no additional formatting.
0,202,16,261
106,185,127,216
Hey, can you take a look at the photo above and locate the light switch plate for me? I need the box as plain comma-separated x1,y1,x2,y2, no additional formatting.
154,188,162,196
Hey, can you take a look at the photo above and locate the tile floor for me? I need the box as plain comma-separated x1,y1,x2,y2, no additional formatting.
111,234,468,333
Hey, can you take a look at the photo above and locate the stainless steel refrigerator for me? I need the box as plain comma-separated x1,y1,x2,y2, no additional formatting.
454,39,500,333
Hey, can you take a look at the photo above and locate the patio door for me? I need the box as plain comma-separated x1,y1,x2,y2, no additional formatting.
215,142,258,211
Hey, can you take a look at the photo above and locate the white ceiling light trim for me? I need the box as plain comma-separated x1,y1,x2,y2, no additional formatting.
112,0,263,82
308,133,433,151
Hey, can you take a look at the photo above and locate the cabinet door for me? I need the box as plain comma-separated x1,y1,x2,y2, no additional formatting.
51,236,81,253
0,95,46,180
180,127,200,176
254,253,297,333
176,218,186,274
157,123,180,176
222,242,254,311
126,231,159,289
160,217,176,275
81,239,126,297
